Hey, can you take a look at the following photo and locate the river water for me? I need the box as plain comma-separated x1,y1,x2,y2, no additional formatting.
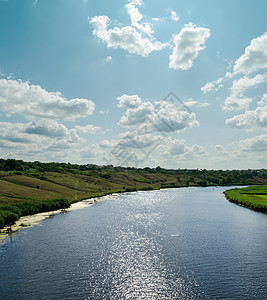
0,187,266,299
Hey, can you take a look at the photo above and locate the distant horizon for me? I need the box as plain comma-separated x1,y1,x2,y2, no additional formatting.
1,157,266,172
0,0,266,169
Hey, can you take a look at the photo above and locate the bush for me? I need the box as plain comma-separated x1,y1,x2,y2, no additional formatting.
0,214,4,228
1,211,19,226
140,186,154,191
125,187,137,192
0,198,72,228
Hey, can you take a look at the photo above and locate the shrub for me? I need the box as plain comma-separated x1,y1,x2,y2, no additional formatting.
0,214,4,228
1,211,19,226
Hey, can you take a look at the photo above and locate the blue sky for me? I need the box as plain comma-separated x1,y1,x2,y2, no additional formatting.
0,0,266,169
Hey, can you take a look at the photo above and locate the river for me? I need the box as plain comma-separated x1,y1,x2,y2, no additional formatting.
0,187,266,299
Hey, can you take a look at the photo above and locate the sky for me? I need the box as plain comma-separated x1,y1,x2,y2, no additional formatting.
0,0,266,169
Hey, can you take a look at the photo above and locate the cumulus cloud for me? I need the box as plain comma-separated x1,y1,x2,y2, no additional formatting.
239,134,267,152
116,94,142,108
202,32,267,94
89,2,211,70
0,75,101,162
118,101,155,127
0,78,95,121
230,73,266,96
118,131,163,148
233,31,267,74
169,23,210,70
99,139,117,149
117,94,199,133
0,120,83,155
201,31,267,121
226,106,267,130
74,124,103,134
223,96,252,111
201,77,224,94
153,100,199,132
215,144,225,153
0,122,32,146
258,93,267,106
49,129,83,150
24,121,68,137
222,73,267,111
125,0,153,35
161,138,205,159
89,15,166,57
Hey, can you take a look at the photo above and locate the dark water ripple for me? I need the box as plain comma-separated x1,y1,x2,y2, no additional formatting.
0,187,266,299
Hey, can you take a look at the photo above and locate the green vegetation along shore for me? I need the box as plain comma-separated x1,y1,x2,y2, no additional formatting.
224,185,267,214
0,158,266,228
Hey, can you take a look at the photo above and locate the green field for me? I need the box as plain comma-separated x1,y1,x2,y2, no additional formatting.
0,158,266,228
224,185,267,214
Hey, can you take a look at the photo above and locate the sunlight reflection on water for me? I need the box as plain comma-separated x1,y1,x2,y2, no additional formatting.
1,187,266,299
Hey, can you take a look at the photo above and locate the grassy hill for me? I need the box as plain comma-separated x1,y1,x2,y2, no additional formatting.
0,158,266,228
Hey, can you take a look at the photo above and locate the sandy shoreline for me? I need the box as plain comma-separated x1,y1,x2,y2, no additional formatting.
0,194,119,242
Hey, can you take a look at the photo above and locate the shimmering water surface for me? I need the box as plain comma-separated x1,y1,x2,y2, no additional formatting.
1,187,267,299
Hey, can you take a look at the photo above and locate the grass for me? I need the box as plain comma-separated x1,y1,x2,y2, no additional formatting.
224,185,267,214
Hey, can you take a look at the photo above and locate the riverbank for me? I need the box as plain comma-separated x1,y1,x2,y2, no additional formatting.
224,185,267,214
0,162,266,229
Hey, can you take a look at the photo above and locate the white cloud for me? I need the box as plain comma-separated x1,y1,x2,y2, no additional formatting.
0,122,32,146
234,31,267,74
105,56,112,62
125,0,153,36
117,95,199,133
183,99,210,108
96,139,142,166
99,109,109,115
215,144,227,155
99,139,117,149
226,106,267,130
169,23,210,70
170,10,179,22
49,130,83,150
230,73,266,96
161,138,205,159
154,100,199,132
89,15,166,57
0,78,95,121
0,121,83,154
0,75,101,162
201,76,224,94
239,134,267,152
197,102,210,108
74,124,103,134
223,96,252,111
201,31,267,113
25,121,68,137
258,93,267,106
118,131,163,148
222,73,267,111
183,100,198,107
118,101,155,126
116,94,142,108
